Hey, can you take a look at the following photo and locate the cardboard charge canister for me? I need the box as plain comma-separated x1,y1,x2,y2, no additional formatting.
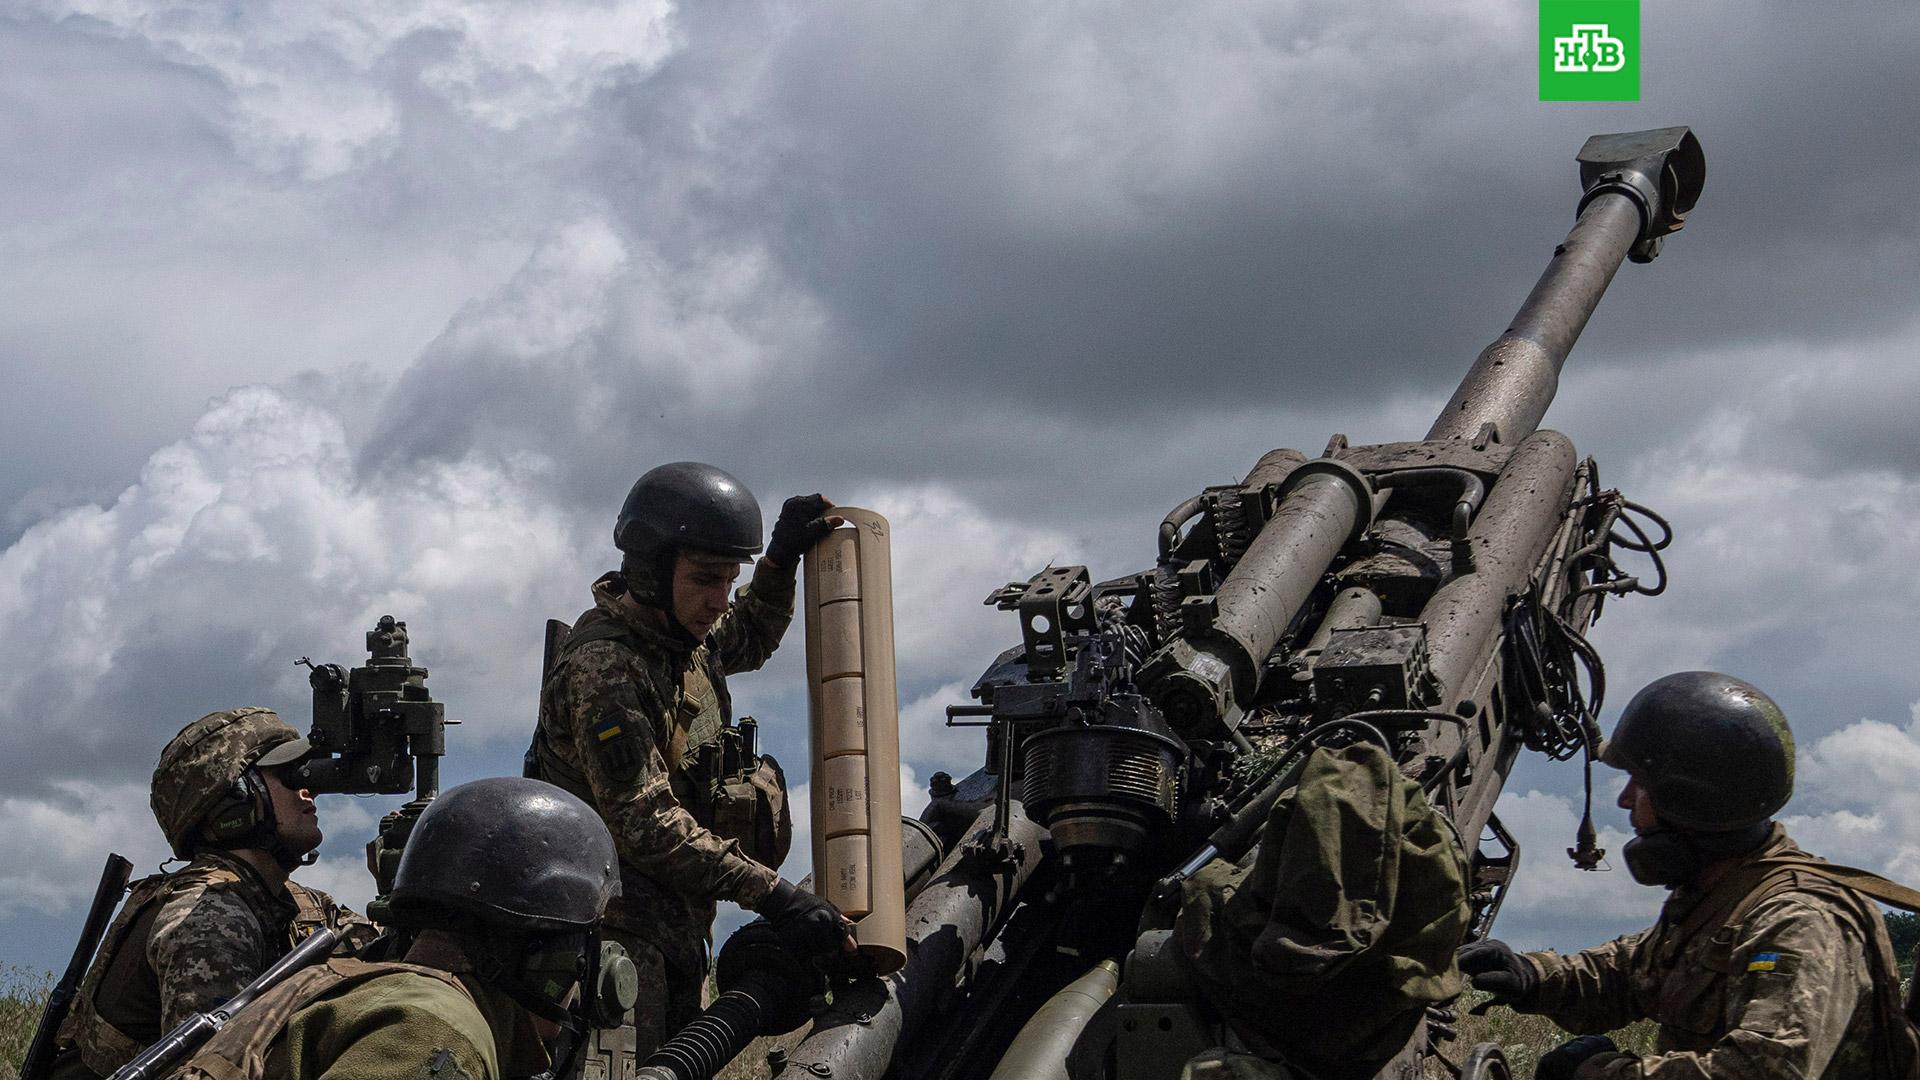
804,511,906,975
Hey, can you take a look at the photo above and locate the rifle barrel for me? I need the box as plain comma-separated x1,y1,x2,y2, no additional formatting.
20,853,133,1080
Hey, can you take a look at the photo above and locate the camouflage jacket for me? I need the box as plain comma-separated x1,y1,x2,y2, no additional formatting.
51,850,374,1080
531,564,793,978
1521,827,1908,1079
172,954,547,1080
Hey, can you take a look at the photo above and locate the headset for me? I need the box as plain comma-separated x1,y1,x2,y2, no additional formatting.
197,764,316,867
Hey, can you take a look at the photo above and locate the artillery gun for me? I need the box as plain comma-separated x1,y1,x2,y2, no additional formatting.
646,126,1706,1080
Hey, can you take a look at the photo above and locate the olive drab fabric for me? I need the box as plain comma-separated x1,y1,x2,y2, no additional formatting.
167,957,547,1080
710,754,793,871
1173,743,1469,1080
48,852,373,1080
151,708,304,858
1521,826,1920,1079
529,562,796,1055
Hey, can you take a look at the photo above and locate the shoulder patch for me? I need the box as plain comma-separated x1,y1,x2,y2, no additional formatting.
1746,951,1782,972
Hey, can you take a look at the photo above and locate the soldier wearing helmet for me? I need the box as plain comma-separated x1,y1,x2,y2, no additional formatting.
526,463,856,1059
1459,672,1920,1079
167,777,637,1080
45,708,375,1080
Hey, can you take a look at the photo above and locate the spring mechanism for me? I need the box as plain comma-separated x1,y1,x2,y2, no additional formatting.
1151,568,1184,644
1210,490,1252,566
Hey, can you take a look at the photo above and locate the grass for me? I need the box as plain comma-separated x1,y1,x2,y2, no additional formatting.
0,965,53,1080
1444,990,1658,1077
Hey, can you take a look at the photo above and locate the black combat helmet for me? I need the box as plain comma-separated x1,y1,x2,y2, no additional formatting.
1602,671,1795,832
384,777,619,932
614,462,763,563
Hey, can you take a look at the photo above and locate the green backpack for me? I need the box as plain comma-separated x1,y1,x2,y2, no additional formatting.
1173,742,1469,1080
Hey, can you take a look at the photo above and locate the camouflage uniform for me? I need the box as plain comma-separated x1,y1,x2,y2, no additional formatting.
48,707,375,1080
530,564,793,1049
48,852,374,1080
1518,826,1910,1079
170,956,548,1080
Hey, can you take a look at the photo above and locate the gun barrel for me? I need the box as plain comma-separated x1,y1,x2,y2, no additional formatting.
783,803,1048,1079
1429,126,1704,443
21,853,133,1080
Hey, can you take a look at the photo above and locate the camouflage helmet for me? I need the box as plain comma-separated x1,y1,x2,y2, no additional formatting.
1602,671,1795,832
152,707,311,857
614,462,763,564
384,777,619,933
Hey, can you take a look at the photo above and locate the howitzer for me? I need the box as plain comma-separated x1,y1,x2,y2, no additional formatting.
655,127,1701,1080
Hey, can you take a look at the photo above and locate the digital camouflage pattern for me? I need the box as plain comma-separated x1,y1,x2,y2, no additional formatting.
1519,827,1910,1078
531,562,795,1042
150,707,303,857
51,851,374,1080
171,956,548,1080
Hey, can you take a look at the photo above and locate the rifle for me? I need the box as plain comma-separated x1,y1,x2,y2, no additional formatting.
19,853,133,1080
105,928,339,1080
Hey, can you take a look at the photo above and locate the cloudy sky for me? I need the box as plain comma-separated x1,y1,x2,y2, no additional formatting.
3,0,1917,974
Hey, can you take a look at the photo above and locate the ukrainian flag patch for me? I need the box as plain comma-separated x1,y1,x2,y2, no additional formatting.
594,719,624,743
1747,952,1781,972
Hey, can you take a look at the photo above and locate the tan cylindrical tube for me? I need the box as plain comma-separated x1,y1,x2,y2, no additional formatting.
804,509,907,975
817,676,867,757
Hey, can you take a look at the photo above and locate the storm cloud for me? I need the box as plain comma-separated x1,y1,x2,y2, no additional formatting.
3,0,1917,972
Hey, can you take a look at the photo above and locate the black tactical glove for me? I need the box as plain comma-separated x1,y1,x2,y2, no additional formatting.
765,494,836,568
1536,1035,1618,1080
1456,938,1539,1007
755,879,855,960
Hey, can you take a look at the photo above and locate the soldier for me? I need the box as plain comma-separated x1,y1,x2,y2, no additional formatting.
527,461,854,1057
169,776,632,1080
46,708,375,1080
1458,672,1920,1079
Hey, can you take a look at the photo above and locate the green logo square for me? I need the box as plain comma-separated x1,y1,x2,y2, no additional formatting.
1540,0,1640,101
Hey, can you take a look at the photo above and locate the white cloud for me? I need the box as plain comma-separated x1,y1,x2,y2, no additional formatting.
1785,702,1920,884
33,0,679,177
0,383,592,783
1486,787,1661,951
866,487,1074,680
294,854,379,916
900,680,990,787
0,782,170,919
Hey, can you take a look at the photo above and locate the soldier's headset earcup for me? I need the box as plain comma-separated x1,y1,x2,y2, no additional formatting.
201,769,272,846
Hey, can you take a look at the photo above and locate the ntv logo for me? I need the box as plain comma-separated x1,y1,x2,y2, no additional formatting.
1554,25,1627,73
1540,1,1639,101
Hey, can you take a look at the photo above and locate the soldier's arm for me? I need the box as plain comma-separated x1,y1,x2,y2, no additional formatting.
1571,896,1865,1079
1521,931,1649,1035
146,881,274,1029
567,644,780,907
707,558,797,675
